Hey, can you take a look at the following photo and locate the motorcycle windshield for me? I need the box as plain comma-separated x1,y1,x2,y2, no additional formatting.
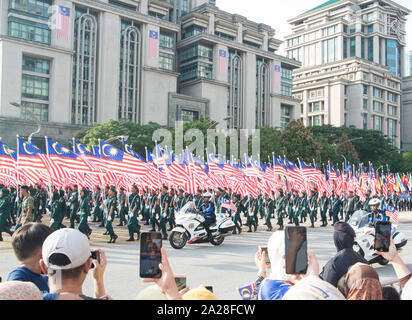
179,202,197,215
349,211,369,229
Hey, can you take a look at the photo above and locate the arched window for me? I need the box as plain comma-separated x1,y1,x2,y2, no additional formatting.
227,52,243,128
72,9,98,125
256,59,269,127
119,22,141,122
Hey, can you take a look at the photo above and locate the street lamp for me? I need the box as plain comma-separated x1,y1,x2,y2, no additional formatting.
334,137,363,167
105,135,129,144
10,102,41,143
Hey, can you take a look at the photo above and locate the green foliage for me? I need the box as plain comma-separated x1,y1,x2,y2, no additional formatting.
400,152,412,172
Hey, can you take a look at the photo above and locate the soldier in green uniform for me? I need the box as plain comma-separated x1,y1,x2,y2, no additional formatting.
246,195,258,232
215,188,223,214
263,193,273,231
104,187,118,243
126,185,141,242
142,188,151,225
117,187,128,227
149,188,160,232
354,195,362,211
275,190,287,230
16,186,35,230
257,194,265,220
8,187,17,226
78,188,92,238
286,192,294,224
344,190,356,222
363,191,371,212
379,191,386,208
231,194,242,234
69,185,80,228
49,190,61,231
93,186,103,224
319,191,330,227
172,188,186,231
331,193,342,226
291,190,301,226
308,190,318,228
194,189,203,211
0,188,13,241
154,186,170,240
167,188,176,231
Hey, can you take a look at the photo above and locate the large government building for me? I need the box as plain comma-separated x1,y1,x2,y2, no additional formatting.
0,0,301,148
285,0,410,149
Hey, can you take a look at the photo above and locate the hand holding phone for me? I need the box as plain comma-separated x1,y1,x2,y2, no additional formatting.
174,275,187,291
374,221,391,252
90,250,101,269
140,232,162,279
285,227,308,275
259,246,271,265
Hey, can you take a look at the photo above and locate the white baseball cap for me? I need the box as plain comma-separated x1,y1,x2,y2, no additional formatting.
42,229,91,270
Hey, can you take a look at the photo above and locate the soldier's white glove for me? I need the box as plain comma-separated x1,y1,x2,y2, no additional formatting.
107,216,112,222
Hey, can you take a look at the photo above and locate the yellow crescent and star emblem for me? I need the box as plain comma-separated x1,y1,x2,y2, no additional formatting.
240,288,251,298
52,142,64,155
102,144,118,157
22,142,34,155
124,144,133,155
3,145,15,156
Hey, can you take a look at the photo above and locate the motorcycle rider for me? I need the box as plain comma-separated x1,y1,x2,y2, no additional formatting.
368,198,388,226
200,192,216,240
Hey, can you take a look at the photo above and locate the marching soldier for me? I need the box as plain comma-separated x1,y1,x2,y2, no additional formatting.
49,190,62,231
142,188,151,225
104,187,118,243
308,190,318,228
93,186,103,224
194,189,203,211
0,188,13,241
275,190,287,230
344,190,356,222
246,195,258,232
155,186,170,240
292,190,302,226
117,187,128,227
264,193,273,231
331,193,343,226
300,191,308,224
78,188,92,238
172,188,186,231
231,194,242,234
126,185,141,242
363,191,371,212
319,191,330,227
69,185,80,228
149,188,160,232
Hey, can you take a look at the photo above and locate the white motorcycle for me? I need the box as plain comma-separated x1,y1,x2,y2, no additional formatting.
169,202,236,249
349,210,407,265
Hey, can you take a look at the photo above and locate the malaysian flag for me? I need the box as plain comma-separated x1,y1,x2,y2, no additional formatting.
221,198,237,212
274,65,281,91
219,49,227,76
148,30,159,60
0,141,17,173
384,205,399,224
57,6,70,40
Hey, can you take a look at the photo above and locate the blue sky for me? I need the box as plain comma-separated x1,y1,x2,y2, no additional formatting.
217,0,412,54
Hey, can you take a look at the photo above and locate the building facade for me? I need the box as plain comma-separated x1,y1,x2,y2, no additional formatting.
0,0,300,149
401,76,412,151
285,0,410,148
406,50,412,76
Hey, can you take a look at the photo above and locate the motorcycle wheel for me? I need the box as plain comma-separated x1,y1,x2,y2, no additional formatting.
378,258,389,266
210,235,224,246
169,231,187,250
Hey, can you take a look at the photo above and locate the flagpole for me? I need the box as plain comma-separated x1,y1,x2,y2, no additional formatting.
16,135,20,186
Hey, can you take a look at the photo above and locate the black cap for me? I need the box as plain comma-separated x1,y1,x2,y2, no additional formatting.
110,187,116,193
178,188,185,193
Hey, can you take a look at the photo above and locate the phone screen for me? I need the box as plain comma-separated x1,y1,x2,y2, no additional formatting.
140,232,162,278
174,275,187,291
375,222,391,252
259,246,271,265
285,227,308,275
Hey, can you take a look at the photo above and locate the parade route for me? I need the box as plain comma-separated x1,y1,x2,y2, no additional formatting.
1,212,411,299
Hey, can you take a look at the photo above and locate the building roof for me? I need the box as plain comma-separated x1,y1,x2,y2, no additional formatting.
303,0,343,14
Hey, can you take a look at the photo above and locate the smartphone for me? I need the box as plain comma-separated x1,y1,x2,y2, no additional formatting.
90,250,100,269
174,275,187,291
140,232,162,279
205,286,214,293
375,221,392,252
259,246,271,265
285,226,308,275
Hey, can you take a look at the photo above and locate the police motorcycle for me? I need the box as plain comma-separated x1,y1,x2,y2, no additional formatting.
349,199,407,266
169,201,236,249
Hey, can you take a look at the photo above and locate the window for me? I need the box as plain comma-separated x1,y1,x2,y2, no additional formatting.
388,105,397,116
22,74,49,100
8,17,50,44
22,55,50,74
350,37,356,57
323,38,338,64
322,25,337,37
281,83,292,97
181,109,199,122
363,99,368,110
287,48,302,62
367,25,374,34
159,52,174,71
388,119,396,143
363,85,368,95
182,25,205,39
368,37,374,61
227,52,242,128
308,101,324,113
180,62,213,82
362,113,368,129
159,32,174,50
386,39,399,76
388,92,396,103
215,31,235,41
281,68,293,81
374,101,383,113
256,59,269,127
343,37,348,59
179,43,213,63
20,102,48,122
374,115,382,131
9,0,52,19
375,87,382,99
280,104,292,130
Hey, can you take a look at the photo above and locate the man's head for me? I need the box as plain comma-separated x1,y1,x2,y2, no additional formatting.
131,185,138,194
196,189,202,197
203,192,212,203
333,222,356,252
109,187,116,198
0,188,9,198
177,188,184,197
73,185,78,191
20,185,29,197
12,223,53,270
119,187,125,194
40,229,93,290
369,198,381,212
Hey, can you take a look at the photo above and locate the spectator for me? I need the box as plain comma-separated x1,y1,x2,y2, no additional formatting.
0,281,43,300
257,231,319,300
319,222,368,287
7,223,53,294
401,279,412,300
344,263,382,300
39,228,109,300
182,285,218,300
136,285,168,300
282,275,345,300
382,286,401,300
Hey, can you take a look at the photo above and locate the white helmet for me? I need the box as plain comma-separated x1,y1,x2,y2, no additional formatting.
203,192,212,198
369,198,381,206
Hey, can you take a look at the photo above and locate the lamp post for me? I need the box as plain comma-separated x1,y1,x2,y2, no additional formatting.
335,137,364,167
104,135,129,144
10,102,41,143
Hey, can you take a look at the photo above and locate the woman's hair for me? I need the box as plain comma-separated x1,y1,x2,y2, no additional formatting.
345,263,382,300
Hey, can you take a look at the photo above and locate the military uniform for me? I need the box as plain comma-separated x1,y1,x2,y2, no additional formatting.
0,190,13,241
17,194,35,229
246,197,258,232
149,192,160,231
117,192,128,226
231,198,242,234
331,196,342,225
275,192,287,230
344,194,356,222
127,191,141,241
104,193,118,243
158,192,170,239
308,193,318,228
93,192,103,223
319,194,330,227
69,190,80,228
172,194,186,230
78,193,91,238
265,195,274,231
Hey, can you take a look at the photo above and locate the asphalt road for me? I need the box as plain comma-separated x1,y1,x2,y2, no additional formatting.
1,213,411,300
